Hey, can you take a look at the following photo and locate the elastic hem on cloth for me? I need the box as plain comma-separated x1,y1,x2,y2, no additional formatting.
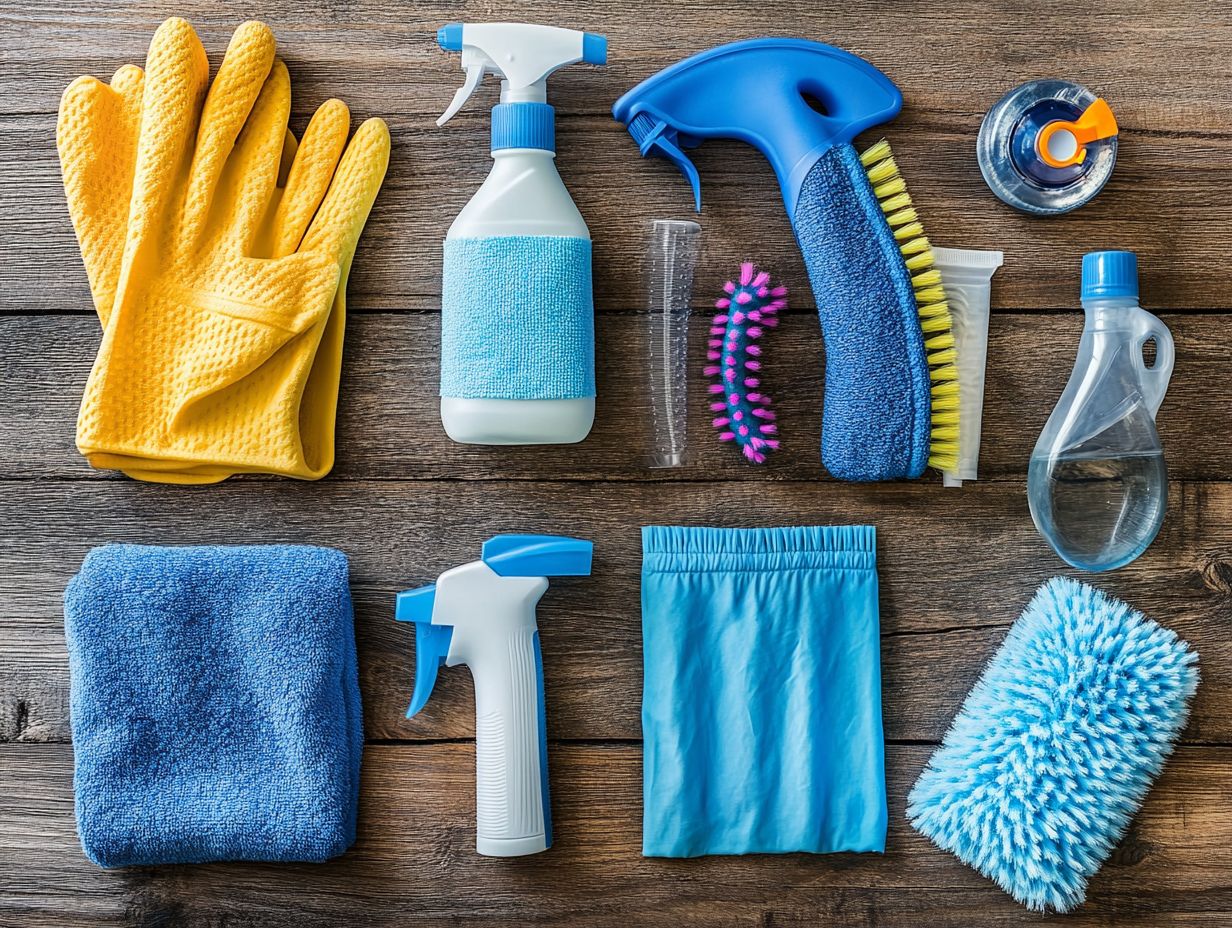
641,525,876,574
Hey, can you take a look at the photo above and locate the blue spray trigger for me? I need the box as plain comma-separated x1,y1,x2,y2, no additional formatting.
626,114,703,211
482,534,594,577
395,585,453,718
612,38,902,220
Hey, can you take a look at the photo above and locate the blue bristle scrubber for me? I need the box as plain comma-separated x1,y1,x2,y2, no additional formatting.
705,262,784,464
795,143,953,480
908,577,1199,913
612,39,961,481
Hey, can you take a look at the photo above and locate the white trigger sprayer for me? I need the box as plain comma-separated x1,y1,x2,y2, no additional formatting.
395,535,593,856
436,22,607,126
435,23,607,446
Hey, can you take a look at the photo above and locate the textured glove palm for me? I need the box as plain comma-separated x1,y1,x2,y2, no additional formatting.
57,18,390,482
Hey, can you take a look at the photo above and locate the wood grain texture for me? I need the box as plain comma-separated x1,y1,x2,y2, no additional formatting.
2,479,1231,748
3,743,1231,927
4,312,1232,482
4,0,1232,925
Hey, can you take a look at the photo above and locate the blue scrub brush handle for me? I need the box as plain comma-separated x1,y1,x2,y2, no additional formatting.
612,38,902,216
617,41,945,480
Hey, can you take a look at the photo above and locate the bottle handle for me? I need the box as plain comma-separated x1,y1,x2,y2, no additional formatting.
1131,308,1174,419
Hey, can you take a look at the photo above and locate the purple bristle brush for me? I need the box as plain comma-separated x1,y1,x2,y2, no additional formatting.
705,262,786,464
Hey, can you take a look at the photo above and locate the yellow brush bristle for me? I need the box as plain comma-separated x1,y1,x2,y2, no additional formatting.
860,138,960,474
879,193,912,214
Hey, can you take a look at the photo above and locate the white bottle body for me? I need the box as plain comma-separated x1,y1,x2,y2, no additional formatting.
441,148,595,445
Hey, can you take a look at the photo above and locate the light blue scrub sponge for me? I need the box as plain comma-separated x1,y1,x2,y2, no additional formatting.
908,577,1199,913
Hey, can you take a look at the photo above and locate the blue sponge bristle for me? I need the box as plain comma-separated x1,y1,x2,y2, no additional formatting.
907,577,1199,913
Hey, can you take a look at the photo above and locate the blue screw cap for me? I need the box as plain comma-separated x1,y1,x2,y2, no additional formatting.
1082,250,1138,300
491,102,555,152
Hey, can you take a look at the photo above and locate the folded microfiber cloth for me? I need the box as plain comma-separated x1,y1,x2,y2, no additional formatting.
908,577,1199,913
642,525,886,858
64,544,363,868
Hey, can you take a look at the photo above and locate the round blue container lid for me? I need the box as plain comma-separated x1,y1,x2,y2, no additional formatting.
1081,250,1138,300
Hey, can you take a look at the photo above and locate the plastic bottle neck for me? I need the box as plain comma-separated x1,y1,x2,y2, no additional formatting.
499,79,548,104
1081,296,1140,330
490,147,557,161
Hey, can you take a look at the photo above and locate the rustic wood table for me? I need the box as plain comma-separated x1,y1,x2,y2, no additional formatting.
3,2,1231,925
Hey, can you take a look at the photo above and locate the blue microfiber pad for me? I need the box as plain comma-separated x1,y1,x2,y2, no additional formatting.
441,235,595,400
908,577,1199,913
64,544,363,868
641,526,887,857
793,145,931,480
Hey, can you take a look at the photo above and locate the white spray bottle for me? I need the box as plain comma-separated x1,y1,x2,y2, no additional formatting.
436,23,607,445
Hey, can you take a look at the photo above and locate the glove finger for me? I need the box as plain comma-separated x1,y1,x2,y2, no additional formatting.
217,58,291,254
278,127,299,187
269,98,350,258
300,117,390,264
57,65,144,326
110,62,145,109
122,17,208,263
181,20,277,243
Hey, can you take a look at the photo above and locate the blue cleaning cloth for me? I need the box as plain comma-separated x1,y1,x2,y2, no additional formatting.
793,145,931,480
641,525,887,857
908,577,1199,913
441,235,595,400
64,544,363,868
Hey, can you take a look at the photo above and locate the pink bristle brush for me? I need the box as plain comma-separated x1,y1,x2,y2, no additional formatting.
705,262,786,464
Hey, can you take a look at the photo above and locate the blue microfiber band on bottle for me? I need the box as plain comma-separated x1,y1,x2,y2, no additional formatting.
792,144,931,480
641,525,887,858
64,544,363,868
441,236,595,400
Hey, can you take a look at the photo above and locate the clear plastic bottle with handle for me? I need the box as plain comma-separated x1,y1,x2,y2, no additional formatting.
1028,251,1174,571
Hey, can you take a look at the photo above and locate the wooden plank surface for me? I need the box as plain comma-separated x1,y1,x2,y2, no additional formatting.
3,0,1232,925
3,743,1232,927
5,312,1232,482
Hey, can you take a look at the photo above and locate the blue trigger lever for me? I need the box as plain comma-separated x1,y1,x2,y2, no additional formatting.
612,37,902,220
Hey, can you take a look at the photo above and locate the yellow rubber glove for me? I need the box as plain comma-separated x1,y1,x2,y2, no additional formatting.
57,18,390,482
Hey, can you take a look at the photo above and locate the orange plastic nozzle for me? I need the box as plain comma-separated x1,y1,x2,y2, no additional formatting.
1036,98,1118,169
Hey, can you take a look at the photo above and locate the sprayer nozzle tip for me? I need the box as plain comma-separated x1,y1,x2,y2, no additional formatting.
583,33,608,65
437,23,462,51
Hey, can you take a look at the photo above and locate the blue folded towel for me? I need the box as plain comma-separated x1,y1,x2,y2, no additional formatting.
64,544,363,868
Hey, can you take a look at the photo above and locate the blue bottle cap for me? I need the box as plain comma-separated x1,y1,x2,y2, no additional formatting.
1081,250,1138,300
491,102,555,152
